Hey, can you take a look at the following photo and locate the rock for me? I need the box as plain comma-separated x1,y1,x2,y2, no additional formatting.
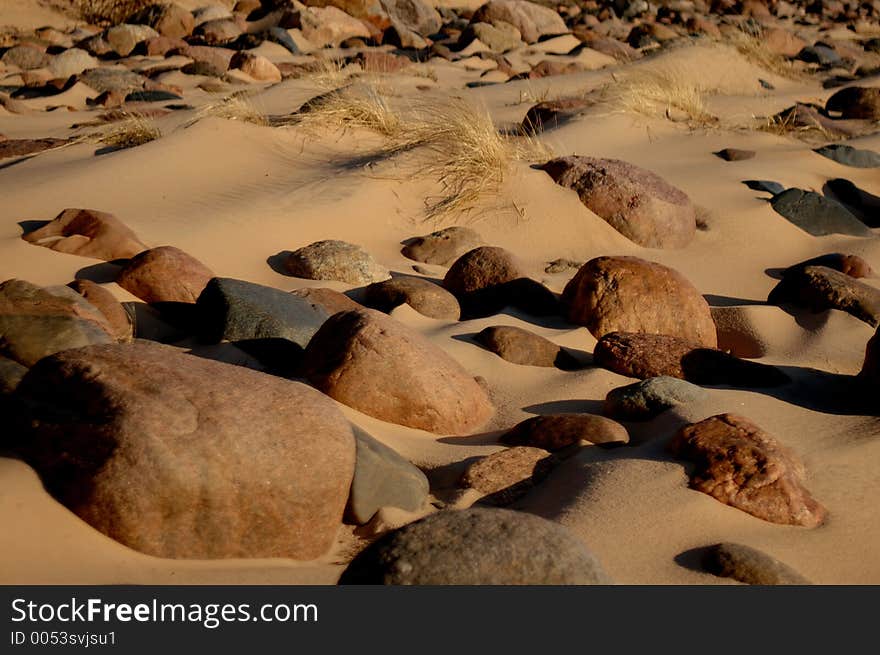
604,376,708,420
48,49,97,79
443,245,524,296
501,413,629,451
126,90,182,102
743,179,786,195
669,413,827,528
302,309,494,434
0,138,68,160
67,279,133,342
197,277,330,348
363,277,460,320
380,0,442,36
771,103,875,140
195,19,244,45
229,52,281,82
459,22,523,52
860,327,879,385
10,342,356,559
538,157,696,249
175,45,233,72
290,287,362,314
521,97,591,133
21,208,147,262
763,27,807,57
798,44,843,67
826,86,880,120
813,143,880,168
300,6,372,47
781,253,873,279
528,60,584,79
401,226,483,266
562,256,717,348
0,356,27,394
78,67,147,94
346,427,429,524
460,446,555,502
470,1,568,44
285,240,390,285
770,188,873,237
383,20,429,49
1,45,50,70
768,265,880,327
126,3,196,39
701,542,812,585
304,0,391,30
0,279,115,367
594,332,790,387
193,5,232,24
234,0,262,13
474,325,580,369
106,24,160,57
116,246,215,305
714,148,755,161
339,507,611,584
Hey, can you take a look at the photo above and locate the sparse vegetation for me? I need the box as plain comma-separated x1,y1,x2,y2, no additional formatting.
727,27,802,80
78,0,150,25
294,84,403,138
94,113,161,149
197,93,268,127
611,67,718,127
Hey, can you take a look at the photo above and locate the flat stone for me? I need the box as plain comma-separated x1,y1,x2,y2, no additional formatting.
402,227,484,266
474,325,580,369
770,188,872,237
814,143,880,168
501,413,629,451
21,208,147,262
701,542,812,585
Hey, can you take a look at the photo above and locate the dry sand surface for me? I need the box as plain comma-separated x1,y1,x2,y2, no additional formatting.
1,0,879,585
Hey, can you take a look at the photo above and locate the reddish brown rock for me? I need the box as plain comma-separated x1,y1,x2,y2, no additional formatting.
302,309,494,434
175,45,234,71
11,342,356,559
784,253,873,279
669,414,827,528
304,0,392,30
127,3,196,39
594,331,789,387
460,446,555,503
195,18,244,45
21,208,147,262
115,246,215,304
562,256,717,347
826,86,880,120
290,287,362,314
539,157,696,248
364,277,460,320
230,52,282,82
522,97,591,133
443,246,524,296
67,279,133,342
528,60,584,79
402,226,483,266
501,413,629,451
143,35,188,56
763,27,807,57
470,0,568,44
768,265,880,327
474,325,579,369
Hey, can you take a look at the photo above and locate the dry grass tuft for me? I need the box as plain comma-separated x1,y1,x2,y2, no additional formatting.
295,84,403,137
78,0,150,25
611,67,718,127
759,108,829,139
197,93,268,126
304,57,357,90
93,113,161,149
727,28,802,80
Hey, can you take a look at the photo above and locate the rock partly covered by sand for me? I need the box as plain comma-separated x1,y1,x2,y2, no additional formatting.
539,156,697,248
339,508,612,584
861,328,880,386
826,86,880,119
700,542,812,585
604,376,708,420
10,342,356,559
402,227,483,266
126,3,196,39
285,239,390,285
562,256,717,347
669,413,827,528
501,413,629,450
67,279,133,342
470,1,568,44
21,208,147,262
768,265,880,327
474,325,580,369
364,276,460,320
302,309,494,434
460,446,555,500
116,246,215,304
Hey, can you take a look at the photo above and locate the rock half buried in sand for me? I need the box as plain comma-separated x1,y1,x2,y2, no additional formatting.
346,427,429,525
302,308,494,434
284,240,390,285
594,332,789,387
338,507,612,584
401,226,483,266
10,342,356,559
521,97,591,134
768,265,880,327
562,256,717,348
714,148,756,162
470,1,568,44
0,138,68,160
813,144,880,168
769,189,872,237
21,208,148,261
197,277,330,348
67,279,133,342
825,86,880,120
501,413,629,451
604,376,708,421
363,276,460,320
0,279,115,367
700,542,811,585
126,2,196,39
474,325,580,369
538,156,696,249
668,413,826,528
290,287,362,314
116,246,215,304
460,446,555,504
780,253,873,279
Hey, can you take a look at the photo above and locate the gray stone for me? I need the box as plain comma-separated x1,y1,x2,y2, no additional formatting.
79,67,147,94
814,144,880,168
285,240,390,285
339,507,612,584
48,49,98,79
701,542,811,585
604,376,708,420
770,188,872,237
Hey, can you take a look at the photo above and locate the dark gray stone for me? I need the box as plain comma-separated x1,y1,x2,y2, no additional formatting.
701,542,811,585
339,507,612,584
267,26,300,53
604,376,707,420
797,44,842,66
125,90,182,102
743,180,785,196
814,144,880,168
770,188,872,237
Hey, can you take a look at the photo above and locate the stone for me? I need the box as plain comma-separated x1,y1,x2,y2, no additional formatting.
594,332,790,387
300,6,372,47
561,256,717,348
443,246,524,296
363,277,460,320
0,279,115,367
302,308,494,434
781,253,873,279
116,246,215,305
1,45,50,70
193,5,232,24
0,138,68,160
10,342,356,559
290,287,362,314
813,144,880,168
106,24,160,57
0,356,27,394
701,542,812,585
195,19,244,45
528,60,584,79
304,0,391,30
768,265,880,327
197,277,330,348
459,22,523,52
538,157,696,249
346,427,429,524
714,148,755,161
126,3,196,39
860,328,879,385
380,0,442,36
826,86,880,120
668,413,827,528
67,279,133,342
501,413,629,451
603,376,708,421
338,507,611,584
175,45,233,72
229,52,282,82
474,325,580,369
78,67,147,94
21,208,147,262
521,97,591,133
470,1,568,44
798,44,843,67
763,27,807,57
382,20,429,49
401,226,483,266
126,90,182,102
460,446,554,499
285,240,390,286
48,49,98,79
770,188,873,237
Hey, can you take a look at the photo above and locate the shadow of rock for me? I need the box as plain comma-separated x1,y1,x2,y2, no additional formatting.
674,546,712,575
704,294,767,307
75,260,127,284
521,399,606,415
17,220,49,236
267,251,293,276
822,178,880,227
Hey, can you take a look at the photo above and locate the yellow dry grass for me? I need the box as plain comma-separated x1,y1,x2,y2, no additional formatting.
196,93,268,127
610,67,718,127
93,113,161,149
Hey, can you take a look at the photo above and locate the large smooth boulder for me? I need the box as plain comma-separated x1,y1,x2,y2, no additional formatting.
604,376,708,421
67,280,133,342
768,265,880,327
562,256,717,347
669,413,826,527
363,277,460,320
401,226,483,266
474,325,579,369
470,1,568,44
339,507,611,584
539,156,696,248
116,246,215,304
22,208,147,262
10,342,356,559
302,309,494,434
